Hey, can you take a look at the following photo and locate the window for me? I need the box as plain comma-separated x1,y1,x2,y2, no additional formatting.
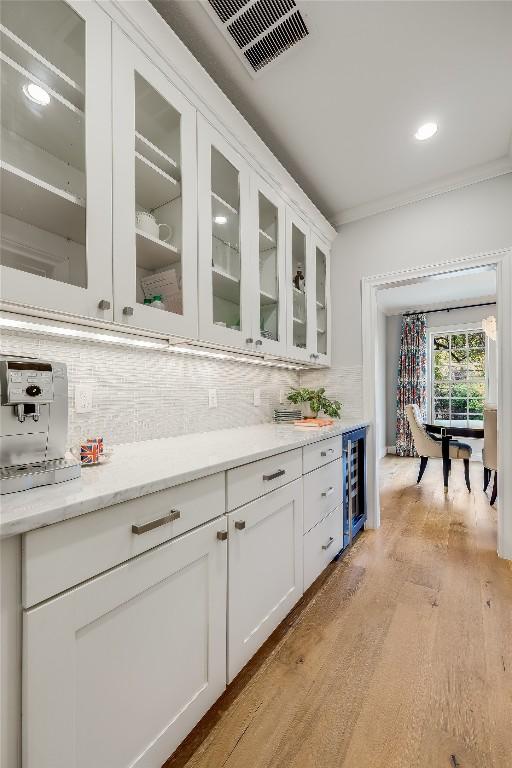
431,329,486,428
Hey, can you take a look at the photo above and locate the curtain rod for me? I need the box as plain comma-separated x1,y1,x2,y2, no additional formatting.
404,301,496,317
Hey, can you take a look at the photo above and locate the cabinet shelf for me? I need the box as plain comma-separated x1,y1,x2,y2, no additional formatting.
317,327,326,334
212,266,240,304
136,229,180,270
0,23,84,110
135,131,178,174
260,289,278,306
316,300,325,309
0,160,85,244
211,191,237,215
1,52,84,170
293,316,305,326
258,229,275,252
135,152,181,212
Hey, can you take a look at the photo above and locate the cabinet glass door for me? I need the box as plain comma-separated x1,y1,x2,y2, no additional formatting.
254,178,286,355
312,236,331,364
286,210,313,362
198,116,251,348
0,0,112,318
113,30,197,337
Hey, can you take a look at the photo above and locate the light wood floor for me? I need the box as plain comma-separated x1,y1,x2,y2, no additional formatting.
164,456,512,768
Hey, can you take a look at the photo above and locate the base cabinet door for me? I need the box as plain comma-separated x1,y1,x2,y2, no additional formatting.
23,517,228,768
227,479,303,682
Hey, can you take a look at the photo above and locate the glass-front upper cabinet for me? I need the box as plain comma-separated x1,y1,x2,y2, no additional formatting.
197,116,251,348
311,233,331,364
286,209,314,362
0,0,112,318
253,176,286,356
112,29,197,337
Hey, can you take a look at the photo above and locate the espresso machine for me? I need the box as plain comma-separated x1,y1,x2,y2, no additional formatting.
0,355,80,494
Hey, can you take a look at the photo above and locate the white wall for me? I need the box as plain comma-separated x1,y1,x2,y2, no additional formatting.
331,174,512,368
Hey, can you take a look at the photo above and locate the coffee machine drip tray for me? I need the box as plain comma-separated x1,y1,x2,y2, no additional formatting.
0,456,81,495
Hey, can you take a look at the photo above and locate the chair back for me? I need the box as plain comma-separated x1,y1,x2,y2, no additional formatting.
483,405,497,471
405,404,438,457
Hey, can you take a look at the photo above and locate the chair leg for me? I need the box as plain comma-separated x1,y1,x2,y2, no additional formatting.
463,458,471,492
483,467,491,491
417,456,428,484
490,471,498,506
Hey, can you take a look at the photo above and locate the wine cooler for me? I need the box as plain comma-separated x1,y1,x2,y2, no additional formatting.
342,427,367,548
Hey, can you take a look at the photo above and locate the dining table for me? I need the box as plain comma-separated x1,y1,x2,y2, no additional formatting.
425,423,484,491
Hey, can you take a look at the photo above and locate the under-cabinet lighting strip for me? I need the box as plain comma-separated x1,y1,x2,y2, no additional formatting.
0,317,305,369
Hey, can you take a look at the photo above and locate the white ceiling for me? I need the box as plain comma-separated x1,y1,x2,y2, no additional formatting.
151,0,512,224
377,267,497,315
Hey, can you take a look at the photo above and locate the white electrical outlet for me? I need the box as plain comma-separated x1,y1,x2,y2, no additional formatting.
75,384,93,413
208,389,218,408
279,389,285,404
253,388,261,406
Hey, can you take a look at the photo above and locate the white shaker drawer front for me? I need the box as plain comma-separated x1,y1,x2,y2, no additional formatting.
303,505,343,591
303,458,342,534
227,448,302,511
303,435,342,474
23,472,225,608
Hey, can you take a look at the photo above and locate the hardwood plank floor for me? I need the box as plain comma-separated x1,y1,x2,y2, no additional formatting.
163,456,512,768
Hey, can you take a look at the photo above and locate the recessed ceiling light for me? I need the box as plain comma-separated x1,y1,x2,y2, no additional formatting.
23,82,51,106
414,122,438,141
214,215,227,224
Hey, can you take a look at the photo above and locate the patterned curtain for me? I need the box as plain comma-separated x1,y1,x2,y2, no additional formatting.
396,313,427,457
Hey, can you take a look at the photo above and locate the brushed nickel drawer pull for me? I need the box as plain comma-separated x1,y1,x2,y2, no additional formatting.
235,520,246,530
322,537,334,550
217,530,228,541
132,510,180,535
263,469,285,481
321,448,335,457
322,486,335,497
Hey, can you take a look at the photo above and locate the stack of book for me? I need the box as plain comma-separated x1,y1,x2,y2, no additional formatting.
273,408,302,423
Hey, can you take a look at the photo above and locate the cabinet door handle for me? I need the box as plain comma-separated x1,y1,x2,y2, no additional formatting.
322,486,335,497
245,337,253,344
98,299,111,310
123,306,134,316
217,530,228,541
321,448,335,457
263,469,285,481
322,536,334,550
255,339,263,346
132,509,180,535
235,520,246,530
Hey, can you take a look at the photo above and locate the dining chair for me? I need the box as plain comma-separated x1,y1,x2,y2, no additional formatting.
405,404,472,491
483,405,497,506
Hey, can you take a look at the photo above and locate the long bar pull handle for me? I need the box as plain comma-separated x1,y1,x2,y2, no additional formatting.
132,510,180,535
235,520,246,530
322,486,335,497
263,469,285,481
321,448,335,457
322,537,334,550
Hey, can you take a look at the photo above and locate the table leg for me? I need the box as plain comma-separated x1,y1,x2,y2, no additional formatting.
442,435,450,492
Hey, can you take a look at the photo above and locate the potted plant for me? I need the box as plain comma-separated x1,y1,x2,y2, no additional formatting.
286,387,342,419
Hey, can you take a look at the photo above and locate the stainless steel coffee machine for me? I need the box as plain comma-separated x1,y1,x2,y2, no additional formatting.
0,355,80,493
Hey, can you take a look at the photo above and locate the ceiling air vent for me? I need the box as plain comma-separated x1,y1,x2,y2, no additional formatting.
206,0,309,75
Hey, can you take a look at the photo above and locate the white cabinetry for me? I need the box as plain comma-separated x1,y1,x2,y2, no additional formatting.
23,517,228,768
0,0,113,320
227,478,303,682
112,28,198,337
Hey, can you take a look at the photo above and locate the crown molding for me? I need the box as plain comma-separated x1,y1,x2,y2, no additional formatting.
332,155,512,229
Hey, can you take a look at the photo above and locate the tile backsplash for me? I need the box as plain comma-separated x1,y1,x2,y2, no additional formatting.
0,328,299,448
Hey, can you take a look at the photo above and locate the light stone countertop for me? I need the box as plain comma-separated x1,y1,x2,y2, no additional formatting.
0,420,369,538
